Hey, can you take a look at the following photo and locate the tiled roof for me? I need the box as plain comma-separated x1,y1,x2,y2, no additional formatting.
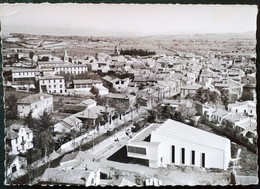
101,75,119,83
11,124,33,134
6,128,19,140
17,93,52,104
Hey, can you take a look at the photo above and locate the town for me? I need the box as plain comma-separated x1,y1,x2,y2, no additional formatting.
3,32,257,186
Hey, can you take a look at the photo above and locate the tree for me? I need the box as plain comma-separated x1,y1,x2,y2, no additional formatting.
241,89,254,101
220,89,230,109
5,94,18,119
29,51,34,59
23,110,35,128
36,109,54,132
36,130,55,161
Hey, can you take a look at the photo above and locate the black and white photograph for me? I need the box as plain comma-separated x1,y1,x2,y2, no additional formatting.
0,3,258,186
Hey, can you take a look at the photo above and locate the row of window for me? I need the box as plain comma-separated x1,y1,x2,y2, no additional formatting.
128,146,146,155
55,67,87,70
15,134,30,144
16,72,35,76
42,79,63,84
45,84,64,89
172,146,205,168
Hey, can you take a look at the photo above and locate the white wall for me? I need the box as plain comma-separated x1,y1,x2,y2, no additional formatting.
10,128,33,155
17,96,53,118
151,132,230,170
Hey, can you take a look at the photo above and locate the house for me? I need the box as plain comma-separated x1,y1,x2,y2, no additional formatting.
228,101,256,119
104,93,136,109
75,104,115,128
222,113,249,132
92,85,109,96
40,168,100,186
54,115,83,134
17,93,53,118
180,83,202,99
6,156,27,179
214,79,243,100
6,124,33,155
39,75,66,94
126,119,231,170
102,75,130,92
210,109,230,124
72,79,103,91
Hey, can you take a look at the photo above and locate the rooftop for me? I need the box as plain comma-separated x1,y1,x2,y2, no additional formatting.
17,93,52,104
12,69,41,73
105,93,135,100
39,75,64,80
102,75,119,83
73,79,101,85
129,119,230,150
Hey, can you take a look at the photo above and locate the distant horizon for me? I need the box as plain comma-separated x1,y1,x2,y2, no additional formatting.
0,4,257,37
2,25,256,38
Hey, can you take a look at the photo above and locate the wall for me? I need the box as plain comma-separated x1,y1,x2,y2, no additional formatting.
151,132,230,170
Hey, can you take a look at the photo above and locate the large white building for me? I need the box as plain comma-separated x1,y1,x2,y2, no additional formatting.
39,75,66,94
51,64,88,75
6,124,33,155
12,69,41,82
126,119,231,170
17,93,53,118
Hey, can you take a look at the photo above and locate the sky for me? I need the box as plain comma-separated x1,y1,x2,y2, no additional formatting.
0,4,257,36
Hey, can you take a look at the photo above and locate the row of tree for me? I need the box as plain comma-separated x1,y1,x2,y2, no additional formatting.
120,48,156,56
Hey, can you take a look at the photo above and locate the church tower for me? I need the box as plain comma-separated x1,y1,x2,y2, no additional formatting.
64,50,69,62
114,46,120,56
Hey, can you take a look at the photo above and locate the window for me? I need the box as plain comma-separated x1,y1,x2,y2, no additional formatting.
49,85,51,88
54,80,56,83
201,153,205,168
60,85,63,88
35,105,37,108
16,138,18,144
27,133,30,139
191,150,195,165
236,109,238,113
244,110,246,113
171,146,175,163
60,79,62,83
54,90,56,93
250,110,252,113
127,146,146,155
181,148,185,164
54,85,56,88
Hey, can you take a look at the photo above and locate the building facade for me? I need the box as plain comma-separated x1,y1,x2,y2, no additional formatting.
6,124,33,155
17,93,53,118
39,75,66,94
126,119,231,170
